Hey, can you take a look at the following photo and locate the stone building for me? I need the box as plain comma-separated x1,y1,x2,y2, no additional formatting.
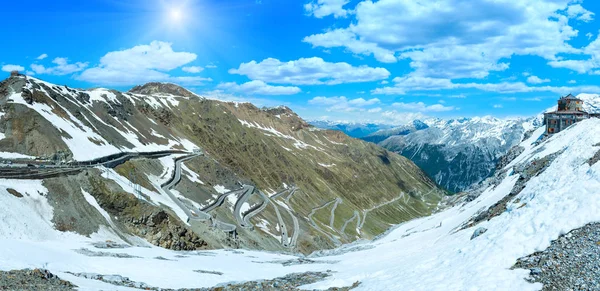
544,94,590,134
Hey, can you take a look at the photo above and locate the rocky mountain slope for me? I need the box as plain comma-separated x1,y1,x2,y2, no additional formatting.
3,98,599,290
0,74,443,255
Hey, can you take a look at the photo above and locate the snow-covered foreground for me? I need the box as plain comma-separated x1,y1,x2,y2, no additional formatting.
1,119,600,290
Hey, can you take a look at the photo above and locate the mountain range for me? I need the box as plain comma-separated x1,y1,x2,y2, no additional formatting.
308,120,396,138
3,89,599,290
313,94,600,193
375,117,536,193
0,74,443,256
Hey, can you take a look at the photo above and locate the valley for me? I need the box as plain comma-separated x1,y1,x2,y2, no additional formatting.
2,115,599,290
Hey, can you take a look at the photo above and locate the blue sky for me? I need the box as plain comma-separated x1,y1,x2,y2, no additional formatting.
2,0,600,124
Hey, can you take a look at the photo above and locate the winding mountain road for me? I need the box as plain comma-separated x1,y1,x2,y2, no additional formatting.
276,200,300,248
233,185,256,229
160,154,237,233
0,150,302,246
329,198,342,229
307,199,342,246
271,201,290,247
284,188,297,204
340,210,360,235
241,191,270,228
0,150,185,179
201,187,249,213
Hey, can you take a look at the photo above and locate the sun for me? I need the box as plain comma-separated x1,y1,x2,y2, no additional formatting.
169,7,183,23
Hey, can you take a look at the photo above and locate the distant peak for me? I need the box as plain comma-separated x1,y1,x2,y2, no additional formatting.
129,82,198,98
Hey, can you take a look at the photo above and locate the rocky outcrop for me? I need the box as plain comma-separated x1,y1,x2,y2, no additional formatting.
514,222,600,290
459,150,562,230
0,269,75,290
87,176,209,251
470,227,487,240
204,271,360,291
496,146,525,170
129,82,198,98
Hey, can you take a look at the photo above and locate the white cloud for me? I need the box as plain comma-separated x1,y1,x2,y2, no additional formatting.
547,59,594,73
379,110,427,125
524,97,542,101
308,109,426,126
565,4,594,22
493,104,504,108
568,80,577,84
205,63,218,69
303,0,586,79
30,57,88,76
97,41,195,71
348,97,380,106
392,102,455,112
304,29,397,63
526,75,550,84
586,33,594,40
305,0,351,18
229,57,390,85
36,54,48,60
372,75,455,94
308,96,380,112
547,32,600,74
77,41,209,85
182,66,204,73
202,89,289,107
217,80,300,95
1,64,25,72
372,74,600,95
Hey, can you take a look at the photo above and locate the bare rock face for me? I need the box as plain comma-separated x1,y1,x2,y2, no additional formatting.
262,105,311,131
129,82,198,98
514,222,600,290
0,268,75,290
87,176,209,251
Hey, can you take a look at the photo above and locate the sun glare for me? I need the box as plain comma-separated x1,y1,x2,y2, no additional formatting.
153,0,206,38
170,8,183,22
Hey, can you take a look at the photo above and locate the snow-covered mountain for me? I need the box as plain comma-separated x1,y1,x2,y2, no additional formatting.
374,94,600,193
0,74,442,257
4,103,599,290
308,120,395,138
371,116,535,192
361,120,430,144
314,117,530,193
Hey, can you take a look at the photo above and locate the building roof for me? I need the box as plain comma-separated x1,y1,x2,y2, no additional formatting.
545,110,589,115
560,93,582,101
